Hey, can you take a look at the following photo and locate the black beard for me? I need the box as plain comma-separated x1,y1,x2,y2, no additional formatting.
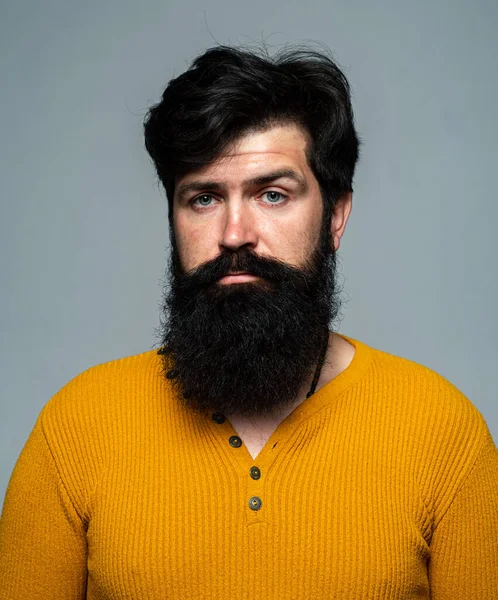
157,220,343,418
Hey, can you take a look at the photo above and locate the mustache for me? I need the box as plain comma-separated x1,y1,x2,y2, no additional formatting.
178,247,314,288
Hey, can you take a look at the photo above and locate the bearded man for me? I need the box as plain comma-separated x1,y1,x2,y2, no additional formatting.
1,45,497,599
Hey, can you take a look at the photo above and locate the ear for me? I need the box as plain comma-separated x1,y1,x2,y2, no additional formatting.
330,192,353,251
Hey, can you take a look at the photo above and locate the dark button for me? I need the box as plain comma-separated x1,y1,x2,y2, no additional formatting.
249,466,261,480
248,496,262,511
212,412,225,424
229,435,242,448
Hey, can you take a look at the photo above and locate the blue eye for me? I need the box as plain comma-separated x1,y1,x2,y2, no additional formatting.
192,195,214,207
262,191,286,204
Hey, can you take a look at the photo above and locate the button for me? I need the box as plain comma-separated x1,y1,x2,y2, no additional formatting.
248,496,262,511
212,413,225,424
249,466,261,480
229,435,242,448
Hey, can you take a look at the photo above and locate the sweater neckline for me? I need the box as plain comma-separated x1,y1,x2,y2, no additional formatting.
205,333,374,471
291,333,373,420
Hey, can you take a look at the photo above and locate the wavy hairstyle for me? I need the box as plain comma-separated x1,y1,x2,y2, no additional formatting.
144,44,360,223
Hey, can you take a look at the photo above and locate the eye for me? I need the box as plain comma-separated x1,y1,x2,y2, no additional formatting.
191,194,216,208
261,191,287,205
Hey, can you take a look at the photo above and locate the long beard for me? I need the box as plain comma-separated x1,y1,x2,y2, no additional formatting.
157,223,343,417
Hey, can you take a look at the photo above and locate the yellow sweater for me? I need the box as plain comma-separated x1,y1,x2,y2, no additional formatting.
1,334,497,599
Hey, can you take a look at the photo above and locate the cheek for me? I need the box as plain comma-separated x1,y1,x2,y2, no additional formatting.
173,216,217,271
263,217,319,268
294,224,320,265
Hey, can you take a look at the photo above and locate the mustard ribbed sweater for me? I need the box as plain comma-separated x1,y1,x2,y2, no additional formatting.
1,334,498,599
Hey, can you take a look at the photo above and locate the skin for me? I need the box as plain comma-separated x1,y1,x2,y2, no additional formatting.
173,123,356,458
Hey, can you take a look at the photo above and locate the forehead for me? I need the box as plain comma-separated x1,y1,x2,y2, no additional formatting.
178,123,311,186
228,123,309,159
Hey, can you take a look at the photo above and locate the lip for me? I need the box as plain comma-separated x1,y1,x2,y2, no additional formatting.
218,272,259,284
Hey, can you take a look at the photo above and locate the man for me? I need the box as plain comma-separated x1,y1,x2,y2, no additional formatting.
1,45,497,599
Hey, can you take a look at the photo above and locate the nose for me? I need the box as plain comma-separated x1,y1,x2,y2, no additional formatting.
219,200,258,252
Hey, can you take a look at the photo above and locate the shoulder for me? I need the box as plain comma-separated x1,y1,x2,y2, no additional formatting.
13,349,170,521
31,349,173,513
347,335,490,466
366,341,485,429
39,348,172,441
361,340,492,501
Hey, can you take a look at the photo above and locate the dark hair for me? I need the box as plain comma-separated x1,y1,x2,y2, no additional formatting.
144,44,360,221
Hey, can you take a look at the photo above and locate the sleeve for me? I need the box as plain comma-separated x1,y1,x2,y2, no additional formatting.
0,416,88,599
428,425,498,599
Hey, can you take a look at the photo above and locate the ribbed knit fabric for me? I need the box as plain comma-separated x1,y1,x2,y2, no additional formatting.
1,334,497,599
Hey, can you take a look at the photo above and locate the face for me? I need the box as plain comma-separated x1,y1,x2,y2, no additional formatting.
172,123,349,278
159,123,352,418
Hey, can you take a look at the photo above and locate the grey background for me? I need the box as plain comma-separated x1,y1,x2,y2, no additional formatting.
1,0,497,509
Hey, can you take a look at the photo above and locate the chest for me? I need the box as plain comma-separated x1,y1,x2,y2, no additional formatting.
85,419,432,599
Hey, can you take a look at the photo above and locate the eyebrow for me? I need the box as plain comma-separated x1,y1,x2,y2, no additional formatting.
176,168,309,199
